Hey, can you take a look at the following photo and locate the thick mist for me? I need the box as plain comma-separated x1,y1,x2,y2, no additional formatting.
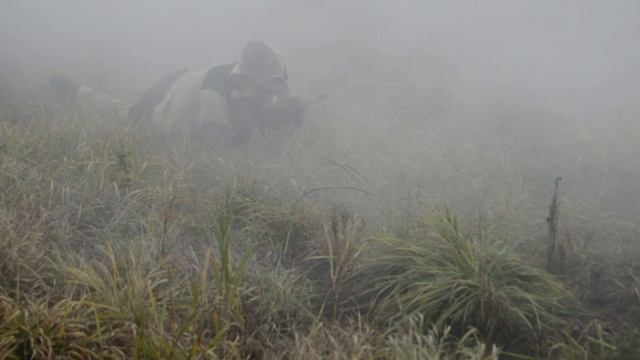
2,0,640,219
4,1,639,102
2,3,640,356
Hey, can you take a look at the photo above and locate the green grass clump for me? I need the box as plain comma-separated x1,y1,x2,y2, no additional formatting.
385,315,500,360
353,210,573,349
0,294,127,359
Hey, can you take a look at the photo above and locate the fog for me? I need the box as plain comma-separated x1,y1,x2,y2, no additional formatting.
4,1,639,102
4,3,640,356
2,0,640,220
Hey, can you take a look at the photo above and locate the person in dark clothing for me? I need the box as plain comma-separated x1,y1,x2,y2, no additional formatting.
131,41,305,143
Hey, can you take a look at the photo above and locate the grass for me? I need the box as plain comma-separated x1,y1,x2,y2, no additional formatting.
0,75,639,358
350,210,574,352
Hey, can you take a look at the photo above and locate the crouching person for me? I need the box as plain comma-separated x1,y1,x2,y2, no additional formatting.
129,41,305,145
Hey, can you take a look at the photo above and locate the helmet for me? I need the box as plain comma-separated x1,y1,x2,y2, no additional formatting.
230,41,287,81
48,74,79,102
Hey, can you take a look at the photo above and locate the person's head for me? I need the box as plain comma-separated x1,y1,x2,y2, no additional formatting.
230,41,290,101
48,74,79,103
226,41,305,142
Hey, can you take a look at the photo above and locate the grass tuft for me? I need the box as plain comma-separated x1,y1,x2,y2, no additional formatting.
352,209,574,350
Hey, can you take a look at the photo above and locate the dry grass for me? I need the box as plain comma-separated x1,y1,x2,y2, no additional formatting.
0,81,639,359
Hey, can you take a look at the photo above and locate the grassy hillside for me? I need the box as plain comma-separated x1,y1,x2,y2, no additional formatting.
1,69,639,359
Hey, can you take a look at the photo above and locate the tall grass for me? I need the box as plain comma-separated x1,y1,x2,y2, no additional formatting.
352,210,574,350
0,83,639,358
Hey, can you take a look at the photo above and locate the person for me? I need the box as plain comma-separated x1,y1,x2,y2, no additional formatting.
48,41,304,144
130,41,305,143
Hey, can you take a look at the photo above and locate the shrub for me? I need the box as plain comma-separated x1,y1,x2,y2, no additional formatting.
352,210,574,349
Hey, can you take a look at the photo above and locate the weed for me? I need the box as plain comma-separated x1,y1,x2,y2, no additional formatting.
352,210,574,350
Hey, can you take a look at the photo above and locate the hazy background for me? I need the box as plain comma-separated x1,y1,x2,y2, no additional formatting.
1,0,640,222
3,1,639,104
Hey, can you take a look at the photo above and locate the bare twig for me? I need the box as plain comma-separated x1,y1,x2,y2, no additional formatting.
299,186,382,201
546,176,562,272
160,188,177,261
